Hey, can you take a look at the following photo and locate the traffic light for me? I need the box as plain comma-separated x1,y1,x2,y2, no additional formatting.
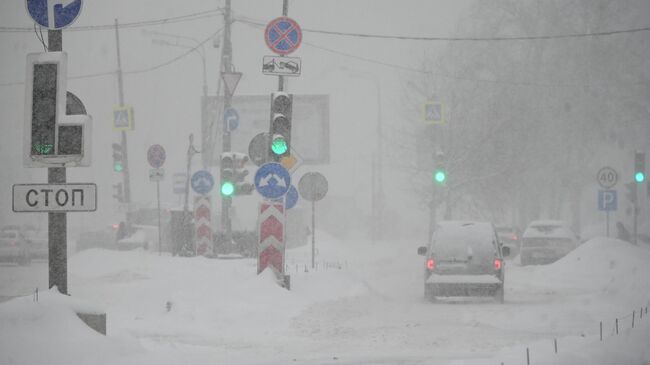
232,153,254,195
624,182,637,204
634,151,645,183
112,143,124,172
221,153,235,197
30,63,58,156
434,169,447,185
112,182,124,202
269,92,293,161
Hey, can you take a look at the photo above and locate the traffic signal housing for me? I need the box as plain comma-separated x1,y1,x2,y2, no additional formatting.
624,182,637,204
221,153,235,197
634,151,645,183
220,152,254,197
269,92,292,161
112,182,124,202
112,143,124,172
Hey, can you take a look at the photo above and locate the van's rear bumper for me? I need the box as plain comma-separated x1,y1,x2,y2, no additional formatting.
425,274,502,297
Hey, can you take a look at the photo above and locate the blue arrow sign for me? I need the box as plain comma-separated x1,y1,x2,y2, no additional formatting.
285,185,299,210
26,0,83,30
224,107,239,132
191,170,214,195
254,162,291,199
598,190,617,212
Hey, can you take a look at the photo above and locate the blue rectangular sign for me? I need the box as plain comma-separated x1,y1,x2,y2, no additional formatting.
598,190,617,212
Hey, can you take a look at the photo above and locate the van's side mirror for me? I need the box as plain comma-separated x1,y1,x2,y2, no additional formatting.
502,246,511,257
417,246,427,256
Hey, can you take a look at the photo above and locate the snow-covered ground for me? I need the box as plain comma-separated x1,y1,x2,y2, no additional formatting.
1,234,649,364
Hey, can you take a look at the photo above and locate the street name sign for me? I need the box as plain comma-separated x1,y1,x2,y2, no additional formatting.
13,183,97,212
262,55,301,76
26,0,83,30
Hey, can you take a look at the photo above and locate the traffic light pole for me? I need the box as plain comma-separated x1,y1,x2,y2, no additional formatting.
114,19,133,229
221,0,234,242
47,30,67,295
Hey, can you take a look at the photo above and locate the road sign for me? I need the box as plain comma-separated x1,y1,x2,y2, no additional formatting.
147,144,166,168
298,172,328,202
248,132,270,166
221,72,242,96
173,173,186,194
265,16,302,55
224,107,239,132
423,102,444,124
149,168,164,182
254,162,291,199
598,190,617,211
194,196,212,256
26,0,83,30
262,55,301,76
257,201,285,274
191,170,214,195
285,185,299,210
113,105,134,131
13,183,96,212
597,167,618,189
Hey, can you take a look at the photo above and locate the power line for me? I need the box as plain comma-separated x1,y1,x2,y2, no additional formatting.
236,16,650,41
0,27,224,87
0,8,222,33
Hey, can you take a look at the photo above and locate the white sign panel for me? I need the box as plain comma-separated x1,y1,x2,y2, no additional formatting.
262,55,301,76
13,183,97,212
149,168,165,182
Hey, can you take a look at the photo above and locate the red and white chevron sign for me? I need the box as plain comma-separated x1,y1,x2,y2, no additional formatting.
257,201,286,274
194,196,212,256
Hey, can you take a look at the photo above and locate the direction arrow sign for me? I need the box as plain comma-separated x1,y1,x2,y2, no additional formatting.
265,16,302,55
191,170,214,195
13,183,96,212
194,195,212,256
26,0,83,30
224,107,239,132
254,162,291,199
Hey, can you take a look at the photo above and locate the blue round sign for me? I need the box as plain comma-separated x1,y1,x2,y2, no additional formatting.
285,185,299,210
254,162,291,199
264,16,302,55
224,107,239,132
26,0,83,30
191,170,214,195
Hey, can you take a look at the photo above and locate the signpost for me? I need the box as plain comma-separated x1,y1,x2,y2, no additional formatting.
147,145,166,254
264,16,302,56
194,196,212,256
597,167,619,237
262,55,301,76
298,172,328,269
26,0,83,30
254,162,291,199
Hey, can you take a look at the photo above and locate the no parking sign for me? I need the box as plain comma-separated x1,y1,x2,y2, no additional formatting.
265,17,302,55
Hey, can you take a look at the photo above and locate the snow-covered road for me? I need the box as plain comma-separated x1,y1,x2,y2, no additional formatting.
1,234,649,364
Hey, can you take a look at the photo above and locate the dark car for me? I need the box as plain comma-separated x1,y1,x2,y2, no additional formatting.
418,221,509,303
520,220,578,265
495,225,522,259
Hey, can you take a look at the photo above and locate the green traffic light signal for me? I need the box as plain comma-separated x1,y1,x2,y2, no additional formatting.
635,172,645,183
114,162,124,172
271,136,288,155
221,181,235,196
434,170,446,184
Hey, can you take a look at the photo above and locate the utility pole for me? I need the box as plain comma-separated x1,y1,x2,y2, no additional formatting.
47,29,67,295
114,19,133,229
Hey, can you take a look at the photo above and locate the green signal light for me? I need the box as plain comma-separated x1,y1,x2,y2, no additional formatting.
434,170,446,184
271,137,288,155
34,143,54,155
114,163,124,172
221,181,235,196
635,172,646,183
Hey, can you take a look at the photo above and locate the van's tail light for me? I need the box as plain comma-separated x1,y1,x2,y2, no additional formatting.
511,234,518,240
426,258,436,271
494,258,503,271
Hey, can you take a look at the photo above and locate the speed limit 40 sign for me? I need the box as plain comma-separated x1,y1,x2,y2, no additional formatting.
597,167,618,189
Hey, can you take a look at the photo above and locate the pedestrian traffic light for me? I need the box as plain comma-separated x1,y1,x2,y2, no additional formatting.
634,151,645,183
269,92,292,161
112,143,124,172
112,182,124,202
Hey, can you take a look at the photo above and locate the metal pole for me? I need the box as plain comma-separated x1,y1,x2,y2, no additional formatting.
221,0,233,242
633,191,638,244
183,134,197,254
114,19,132,229
376,83,383,240
278,0,289,91
157,180,162,255
311,200,315,269
606,210,610,238
47,30,67,295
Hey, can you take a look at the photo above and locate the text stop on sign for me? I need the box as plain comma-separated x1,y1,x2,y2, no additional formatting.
12,183,97,212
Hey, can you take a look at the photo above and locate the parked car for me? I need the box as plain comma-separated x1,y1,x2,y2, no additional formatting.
495,225,522,259
0,228,31,265
23,227,48,260
417,221,509,303
520,220,579,266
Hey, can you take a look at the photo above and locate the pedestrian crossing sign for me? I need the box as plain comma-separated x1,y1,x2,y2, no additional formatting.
423,102,444,124
113,105,134,131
